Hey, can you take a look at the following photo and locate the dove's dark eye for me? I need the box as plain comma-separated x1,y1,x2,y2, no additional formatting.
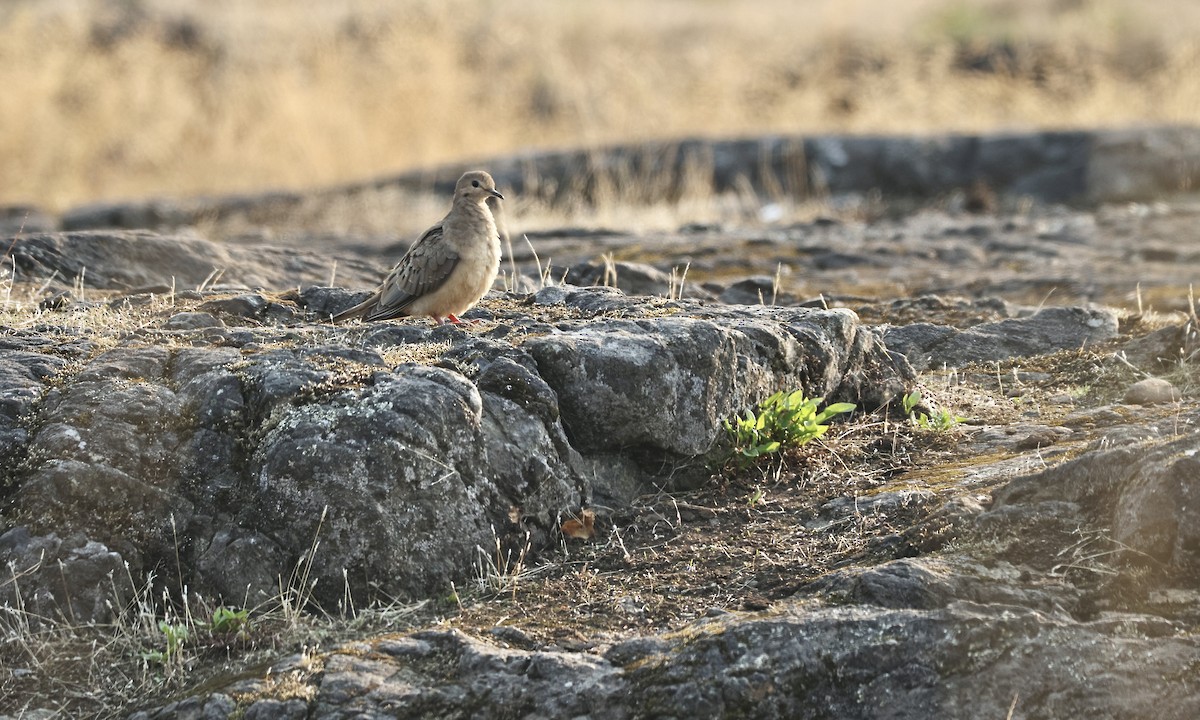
471,180,480,188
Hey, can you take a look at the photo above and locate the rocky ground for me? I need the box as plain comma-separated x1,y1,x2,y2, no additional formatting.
2,130,1200,719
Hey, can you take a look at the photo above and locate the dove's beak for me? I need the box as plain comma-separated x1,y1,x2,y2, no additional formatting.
489,188,504,200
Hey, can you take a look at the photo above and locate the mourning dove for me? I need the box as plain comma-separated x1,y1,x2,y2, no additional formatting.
332,170,504,324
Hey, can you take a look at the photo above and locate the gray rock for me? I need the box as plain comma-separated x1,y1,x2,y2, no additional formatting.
246,363,567,604
299,286,371,320
884,306,1119,371
197,293,269,319
311,629,620,719
1060,403,1130,429
0,709,60,720
801,558,972,609
819,488,938,518
1123,377,1181,404
61,198,195,231
0,346,73,481
242,699,308,720
880,323,959,368
504,272,545,294
0,527,131,624
125,692,236,720
526,318,743,457
973,423,1076,451
525,310,902,461
1091,425,1165,449
807,131,1090,202
530,284,571,306
800,555,1068,612
1086,126,1200,203
165,311,226,330
1112,441,1200,576
145,604,1200,719
195,529,287,603
718,276,799,306
59,190,306,232
476,355,587,525
7,231,381,292
1120,322,1194,368
1046,392,1077,405
0,204,56,234
8,130,1199,720
203,695,237,720
991,431,1200,578
564,260,680,297
16,347,195,567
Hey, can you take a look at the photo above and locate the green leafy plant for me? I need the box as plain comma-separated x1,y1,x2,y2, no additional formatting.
915,408,966,431
210,606,251,637
724,390,856,465
142,607,253,667
143,621,190,666
902,389,965,431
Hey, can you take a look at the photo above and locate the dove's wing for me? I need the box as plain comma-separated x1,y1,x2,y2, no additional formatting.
364,223,460,321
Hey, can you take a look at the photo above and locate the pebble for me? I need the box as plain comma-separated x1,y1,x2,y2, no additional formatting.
1123,378,1181,405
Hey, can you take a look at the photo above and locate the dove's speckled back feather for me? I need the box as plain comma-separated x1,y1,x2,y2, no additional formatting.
363,223,459,321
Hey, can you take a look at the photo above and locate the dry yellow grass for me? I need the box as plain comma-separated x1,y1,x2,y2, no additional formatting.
2,0,1199,211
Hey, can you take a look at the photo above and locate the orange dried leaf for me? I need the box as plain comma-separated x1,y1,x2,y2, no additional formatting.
561,509,596,540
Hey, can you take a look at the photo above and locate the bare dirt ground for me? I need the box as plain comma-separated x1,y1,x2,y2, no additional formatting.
442,343,1188,653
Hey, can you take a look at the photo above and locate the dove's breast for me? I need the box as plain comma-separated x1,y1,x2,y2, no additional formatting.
408,209,500,319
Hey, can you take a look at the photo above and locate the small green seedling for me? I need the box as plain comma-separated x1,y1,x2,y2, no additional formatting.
725,390,855,465
902,389,964,431
915,408,966,431
902,389,922,416
143,620,190,665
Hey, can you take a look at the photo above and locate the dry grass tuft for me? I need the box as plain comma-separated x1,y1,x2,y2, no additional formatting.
1,508,427,718
0,275,175,361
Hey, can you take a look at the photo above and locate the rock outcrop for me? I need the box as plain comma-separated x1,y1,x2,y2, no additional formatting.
0,267,910,617
882,306,1120,371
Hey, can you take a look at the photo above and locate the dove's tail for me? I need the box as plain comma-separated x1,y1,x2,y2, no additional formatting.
329,294,376,324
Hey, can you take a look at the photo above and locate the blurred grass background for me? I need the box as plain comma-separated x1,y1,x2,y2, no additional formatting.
2,0,1198,211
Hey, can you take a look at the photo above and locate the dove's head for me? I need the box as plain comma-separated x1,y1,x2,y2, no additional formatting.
455,170,504,204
